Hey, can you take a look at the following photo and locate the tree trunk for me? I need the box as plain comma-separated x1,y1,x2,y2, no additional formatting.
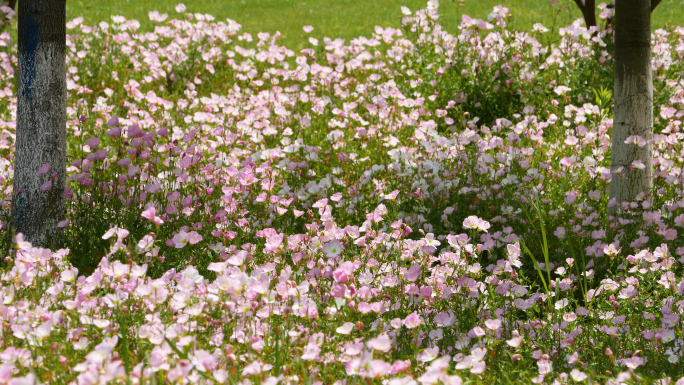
12,0,66,247
651,0,662,12
7,0,17,11
573,0,597,28
609,0,652,212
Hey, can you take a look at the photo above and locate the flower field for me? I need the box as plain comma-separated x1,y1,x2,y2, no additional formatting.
1,1,684,383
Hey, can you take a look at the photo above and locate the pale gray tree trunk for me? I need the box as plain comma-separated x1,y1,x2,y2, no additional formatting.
608,0,652,212
12,0,66,247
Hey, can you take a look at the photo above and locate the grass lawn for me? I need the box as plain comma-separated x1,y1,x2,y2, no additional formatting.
64,0,684,50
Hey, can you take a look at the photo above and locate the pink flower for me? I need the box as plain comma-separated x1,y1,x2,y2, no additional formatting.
368,360,392,378
238,171,258,186
569,369,587,382
322,239,343,258
106,116,119,127
38,163,50,174
463,215,480,230
173,231,189,248
367,334,392,352
403,312,423,329
484,319,502,331
301,343,321,361
506,330,523,348
390,360,411,375
333,268,349,283
405,264,421,282
419,286,433,299
417,346,440,363
60,267,78,283
187,231,203,245
141,207,164,225
303,25,314,33
622,355,644,369
331,284,348,298
336,322,354,334
471,326,486,338
93,149,108,160
264,233,284,254
86,137,100,148
537,357,552,375
463,215,489,232
384,190,400,200
137,234,155,253
241,360,272,376
102,226,129,240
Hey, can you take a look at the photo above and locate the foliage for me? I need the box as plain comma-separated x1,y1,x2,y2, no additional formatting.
0,1,683,384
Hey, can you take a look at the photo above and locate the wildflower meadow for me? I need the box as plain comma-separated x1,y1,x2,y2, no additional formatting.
1,1,684,384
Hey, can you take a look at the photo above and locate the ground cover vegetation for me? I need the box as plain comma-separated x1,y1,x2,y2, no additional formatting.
0,0,684,384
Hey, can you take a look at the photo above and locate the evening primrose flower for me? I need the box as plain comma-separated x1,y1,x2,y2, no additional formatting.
622,355,644,369
553,85,571,95
506,330,522,348
173,230,203,248
173,231,189,248
463,216,490,232
322,239,343,258
60,267,78,283
141,206,164,225
417,346,439,362
336,322,354,334
423,233,441,247
632,160,646,170
403,312,423,329
662,329,676,343
367,334,392,352
569,369,587,382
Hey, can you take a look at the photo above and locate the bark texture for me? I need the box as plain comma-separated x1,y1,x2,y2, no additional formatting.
609,0,652,210
12,0,66,247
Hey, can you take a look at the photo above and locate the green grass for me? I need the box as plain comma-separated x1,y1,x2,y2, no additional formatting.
64,0,684,50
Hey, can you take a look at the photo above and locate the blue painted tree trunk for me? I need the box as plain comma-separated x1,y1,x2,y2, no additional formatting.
12,0,66,247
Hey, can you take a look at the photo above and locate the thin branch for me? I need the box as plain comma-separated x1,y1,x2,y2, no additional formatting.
573,0,597,28
573,0,587,10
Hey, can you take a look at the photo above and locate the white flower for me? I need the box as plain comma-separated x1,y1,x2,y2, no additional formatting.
554,298,569,310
